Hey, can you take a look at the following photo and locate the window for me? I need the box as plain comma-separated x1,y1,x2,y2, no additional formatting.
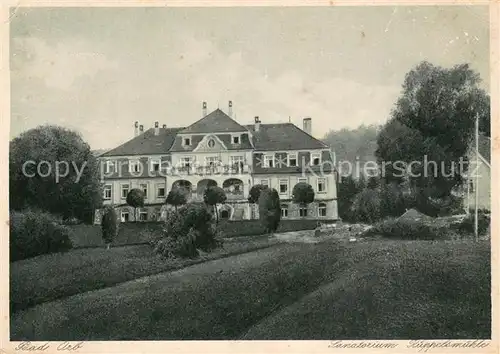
121,184,129,199
208,139,216,148
179,157,193,168
105,161,115,174
469,180,475,193
288,153,297,167
129,160,141,173
183,137,191,146
150,159,161,172
157,183,166,198
260,179,269,187
232,135,240,144
299,206,308,217
318,203,327,217
103,185,112,200
120,210,130,222
298,177,308,184
139,209,148,222
317,178,326,193
311,152,321,166
281,204,289,218
140,183,148,198
279,179,288,194
264,155,275,168
231,155,244,170
205,156,221,167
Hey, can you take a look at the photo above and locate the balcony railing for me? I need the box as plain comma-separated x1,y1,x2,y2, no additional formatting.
167,164,250,176
189,191,246,202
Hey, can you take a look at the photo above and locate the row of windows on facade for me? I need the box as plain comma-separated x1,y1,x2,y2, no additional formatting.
104,152,324,174
182,134,242,147
102,178,327,200
116,202,328,222
103,183,165,200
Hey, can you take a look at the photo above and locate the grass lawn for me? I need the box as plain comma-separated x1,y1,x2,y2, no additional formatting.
11,239,490,340
10,234,282,313
242,240,491,340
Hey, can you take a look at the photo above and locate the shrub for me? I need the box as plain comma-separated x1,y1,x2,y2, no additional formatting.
368,218,448,240
155,203,220,258
101,206,118,248
258,188,281,234
10,210,73,261
379,182,406,218
350,188,382,223
154,228,199,259
457,212,490,236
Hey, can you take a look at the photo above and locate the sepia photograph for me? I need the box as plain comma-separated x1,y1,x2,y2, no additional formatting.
5,2,494,347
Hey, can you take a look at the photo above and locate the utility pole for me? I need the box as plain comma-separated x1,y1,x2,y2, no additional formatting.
474,112,479,242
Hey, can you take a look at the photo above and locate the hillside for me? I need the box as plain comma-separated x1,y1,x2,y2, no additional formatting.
322,124,379,177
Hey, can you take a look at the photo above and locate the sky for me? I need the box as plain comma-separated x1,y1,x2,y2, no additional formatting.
10,6,490,149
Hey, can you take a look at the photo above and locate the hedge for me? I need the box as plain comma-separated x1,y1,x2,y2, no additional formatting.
68,219,337,248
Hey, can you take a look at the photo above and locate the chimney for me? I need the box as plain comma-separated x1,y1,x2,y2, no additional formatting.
202,101,207,117
154,121,159,136
303,117,312,136
228,100,233,117
254,116,261,132
139,124,144,134
134,121,139,137
162,124,167,129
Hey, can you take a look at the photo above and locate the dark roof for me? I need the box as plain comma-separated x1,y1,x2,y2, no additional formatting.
478,135,491,164
92,149,109,157
245,123,329,151
180,109,249,134
101,127,183,157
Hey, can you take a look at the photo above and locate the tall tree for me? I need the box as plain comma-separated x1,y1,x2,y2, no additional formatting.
101,206,118,250
9,125,102,222
203,186,227,224
126,189,145,222
337,176,359,221
248,184,267,204
258,188,281,235
166,187,188,211
292,182,315,218
376,61,490,212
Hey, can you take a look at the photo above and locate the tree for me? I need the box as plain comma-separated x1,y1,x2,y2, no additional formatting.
356,173,366,190
101,206,118,250
379,181,406,218
376,61,490,210
166,187,188,211
248,184,267,204
292,182,315,216
203,186,227,224
367,176,379,190
9,125,102,222
126,188,145,222
258,188,281,234
322,124,379,166
337,175,359,222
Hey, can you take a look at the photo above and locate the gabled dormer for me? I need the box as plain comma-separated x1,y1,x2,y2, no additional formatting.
169,105,253,152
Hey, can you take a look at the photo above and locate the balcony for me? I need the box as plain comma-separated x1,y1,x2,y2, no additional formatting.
167,164,250,176
188,191,246,202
